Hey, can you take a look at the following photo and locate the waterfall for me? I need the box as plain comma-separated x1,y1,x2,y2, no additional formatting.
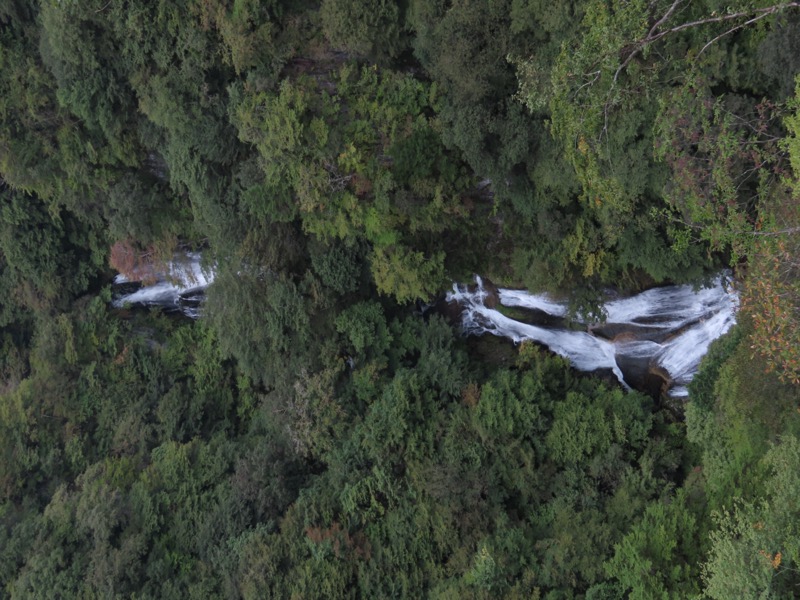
111,253,738,397
112,253,214,318
447,275,739,397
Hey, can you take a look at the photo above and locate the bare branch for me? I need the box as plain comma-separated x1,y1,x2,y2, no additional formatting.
657,2,800,37
613,0,688,83
698,10,778,56
648,0,685,38
572,70,602,99
614,2,800,83
748,225,800,236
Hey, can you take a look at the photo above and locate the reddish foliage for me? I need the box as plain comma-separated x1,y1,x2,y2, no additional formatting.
656,79,786,247
108,240,158,284
305,522,372,560
351,173,373,198
741,238,800,385
461,382,481,407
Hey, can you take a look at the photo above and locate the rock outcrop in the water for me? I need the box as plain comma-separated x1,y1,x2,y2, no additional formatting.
447,275,738,398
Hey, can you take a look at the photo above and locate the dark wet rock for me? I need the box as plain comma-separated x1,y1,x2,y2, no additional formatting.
498,305,567,328
474,277,499,309
614,351,671,399
436,296,467,324
113,281,143,297
466,335,518,367
641,366,671,400
585,367,623,389
591,322,674,344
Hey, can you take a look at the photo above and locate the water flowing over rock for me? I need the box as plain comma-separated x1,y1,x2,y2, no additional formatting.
447,275,739,398
111,252,737,398
111,253,214,318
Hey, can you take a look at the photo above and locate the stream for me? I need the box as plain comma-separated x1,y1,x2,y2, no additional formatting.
112,256,738,397
446,275,738,397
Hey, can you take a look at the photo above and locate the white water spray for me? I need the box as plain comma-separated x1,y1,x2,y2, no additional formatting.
447,275,738,397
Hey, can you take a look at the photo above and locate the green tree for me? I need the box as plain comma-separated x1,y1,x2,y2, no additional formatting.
605,490,702,599
320,0,405,60
205,266,313,390
703,436,800,598
370,245,446,303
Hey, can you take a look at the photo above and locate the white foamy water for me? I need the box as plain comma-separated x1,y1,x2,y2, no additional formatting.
603,282,733,331
447,275,738,397
497,289,570,318
112,253,214,318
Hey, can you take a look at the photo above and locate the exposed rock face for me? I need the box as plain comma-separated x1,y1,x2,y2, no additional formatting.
615,352,671,399
477,277,499,309
437,295,467,323
591,324,673,344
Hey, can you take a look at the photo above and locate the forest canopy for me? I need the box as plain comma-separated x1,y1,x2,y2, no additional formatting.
1,0,799,597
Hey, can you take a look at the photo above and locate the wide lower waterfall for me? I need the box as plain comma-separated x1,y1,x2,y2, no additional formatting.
447,275,739,397
112,253,214,318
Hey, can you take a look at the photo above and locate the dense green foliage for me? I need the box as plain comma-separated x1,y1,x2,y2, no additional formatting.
1,0,800,597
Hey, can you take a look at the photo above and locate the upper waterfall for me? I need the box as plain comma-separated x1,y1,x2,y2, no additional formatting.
111,252,214,318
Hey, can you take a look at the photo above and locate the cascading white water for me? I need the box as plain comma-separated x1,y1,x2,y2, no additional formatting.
112,253,214,318
111,253,737,396
447,275,739,397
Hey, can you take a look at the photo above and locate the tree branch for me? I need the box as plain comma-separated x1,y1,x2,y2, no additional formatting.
614,2,800,83
698,10,779,56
